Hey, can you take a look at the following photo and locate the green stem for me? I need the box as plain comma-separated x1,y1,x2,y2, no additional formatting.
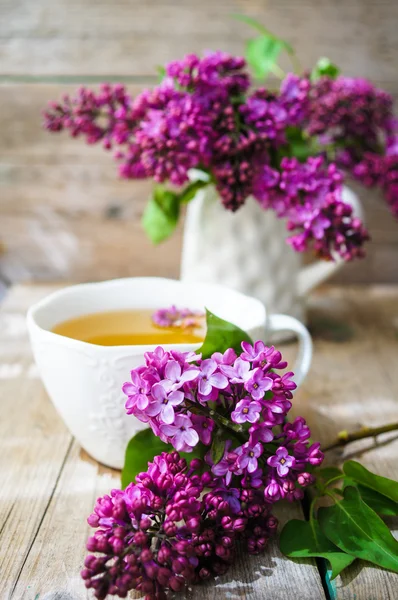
323,421,398,452
324,474,345,487
185,399,244,436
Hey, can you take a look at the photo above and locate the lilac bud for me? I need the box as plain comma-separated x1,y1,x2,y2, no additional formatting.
297,472,314,486
190,458,203,471
133,531,147,546
232,518,247,532
186,517,201,533
157,567,172,585
199,567,211,580
169,575,185,592
266,515,278,532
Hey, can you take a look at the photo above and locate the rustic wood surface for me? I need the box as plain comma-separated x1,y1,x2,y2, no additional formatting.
1,0,398,286
0,283,397,599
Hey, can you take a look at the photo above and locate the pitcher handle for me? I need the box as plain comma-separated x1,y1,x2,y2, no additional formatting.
297,187,364,297
267,314,313,388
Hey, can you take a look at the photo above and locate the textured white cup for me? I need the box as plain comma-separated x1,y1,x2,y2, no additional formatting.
27,277,312,469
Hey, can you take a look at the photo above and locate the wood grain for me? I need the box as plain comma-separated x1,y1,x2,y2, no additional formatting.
1,0,398,284
0,0,397,80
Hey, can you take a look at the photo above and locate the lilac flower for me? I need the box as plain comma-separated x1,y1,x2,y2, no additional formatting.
242,467,263,489
212,348,237,365
240,340,266,362
197,359,228,397
146,383,184,424
283,416,311,442
249,423,274,445
306,442,325,465
220,357,252,383
122,370,151,412
237,442,263,473
254,156,369,261
254,346,288,371
152,305,205,328
191,414,215,445
215,487,241,514
160,415,199,451
267,447,296,477
264,479,282,503
244,368,273,400
161,360,199,391
144,345,170,374
210,442,238,485
231,398,262,424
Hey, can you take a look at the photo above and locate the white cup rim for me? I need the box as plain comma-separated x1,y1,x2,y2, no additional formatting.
27,277,267,352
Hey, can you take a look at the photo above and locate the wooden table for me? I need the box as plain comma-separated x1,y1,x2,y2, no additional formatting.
1,284,397,600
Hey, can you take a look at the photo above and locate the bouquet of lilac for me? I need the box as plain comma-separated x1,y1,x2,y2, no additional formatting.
43,17,398,261
81,309,398,599
43,50,373,261
82,338,323,599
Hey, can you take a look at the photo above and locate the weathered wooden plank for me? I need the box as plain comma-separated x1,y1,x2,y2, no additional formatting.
0,0,397,81
0,285,73,599
0,283,325,599
0,213,183,282
297,286,398,599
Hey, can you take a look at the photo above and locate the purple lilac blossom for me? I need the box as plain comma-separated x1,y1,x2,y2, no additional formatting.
82,452,276,599
253,156,369,261
122,340,323,508
306,75,398,219
152,306,205,329
44,56,375,256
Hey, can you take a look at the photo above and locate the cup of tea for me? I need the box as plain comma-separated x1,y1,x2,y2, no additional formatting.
27,277,313,469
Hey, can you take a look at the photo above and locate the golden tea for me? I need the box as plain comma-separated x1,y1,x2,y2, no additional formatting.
52,309,205,346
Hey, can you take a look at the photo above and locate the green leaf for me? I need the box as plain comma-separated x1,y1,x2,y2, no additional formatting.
316,466,344,484
198,308,252,359
280,519,355,579
122,429,207,488
285,127,321,162
246,36,284,79
343,460,398,503
232,14,294,53
311,57,340,81
142,185,180,244
318,486,398,572
315,466,344,491
210,430,227,465
121,428,171,488
179,179,209,204
357,485,398,517
157,65,166,82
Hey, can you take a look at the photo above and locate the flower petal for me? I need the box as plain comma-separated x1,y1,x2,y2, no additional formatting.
165,360,181,382
151,383,166,402
161,403,175,425
180,368,200,383
209,372,228,389
182,428,199,447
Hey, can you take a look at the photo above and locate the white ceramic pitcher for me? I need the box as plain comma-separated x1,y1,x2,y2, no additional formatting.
181,186,363,322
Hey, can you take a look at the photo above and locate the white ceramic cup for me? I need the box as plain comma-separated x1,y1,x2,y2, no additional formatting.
27,277,313,469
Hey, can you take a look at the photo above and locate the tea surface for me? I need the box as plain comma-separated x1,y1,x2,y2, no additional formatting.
52,309,205,346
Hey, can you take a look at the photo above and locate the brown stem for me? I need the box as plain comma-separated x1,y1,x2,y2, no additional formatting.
323,421,398,452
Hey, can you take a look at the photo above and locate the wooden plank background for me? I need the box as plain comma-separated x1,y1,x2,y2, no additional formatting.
0,0,398,285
